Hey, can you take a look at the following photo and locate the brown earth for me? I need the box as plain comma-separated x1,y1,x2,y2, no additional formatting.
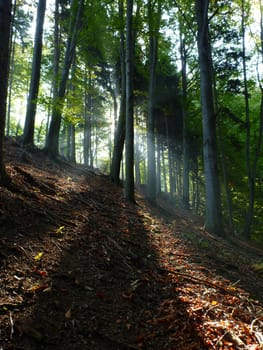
0,138,263,350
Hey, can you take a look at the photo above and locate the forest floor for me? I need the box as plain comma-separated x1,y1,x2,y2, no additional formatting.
0,138,263,350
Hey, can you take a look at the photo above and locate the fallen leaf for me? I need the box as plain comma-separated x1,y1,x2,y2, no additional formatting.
65,308,71,319
35,269,48,277
26,284,49,292
56,226,65,234
34,252,43,261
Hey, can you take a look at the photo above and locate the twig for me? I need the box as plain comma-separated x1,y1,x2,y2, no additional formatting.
215,329,229,348
9,311,14,340
228,329,245,347
159,266,238,296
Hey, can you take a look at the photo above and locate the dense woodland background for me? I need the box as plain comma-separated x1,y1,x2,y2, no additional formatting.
0,0,263,240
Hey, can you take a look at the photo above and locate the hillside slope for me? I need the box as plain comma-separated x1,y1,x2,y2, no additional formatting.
0,138,263,350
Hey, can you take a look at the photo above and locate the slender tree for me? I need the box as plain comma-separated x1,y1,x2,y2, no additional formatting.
0,0,12,185
110,0,126,184
23,0,46,146
180,28,190,209
195,0,223,235
146,0,162,203
46,0,83,158
124,0,135,201
243,0,263,238
45,0,59,148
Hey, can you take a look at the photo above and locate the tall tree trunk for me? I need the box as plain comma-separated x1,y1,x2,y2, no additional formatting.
243,0,263,238
195,0,223,236
161,140,167,193
110,0,126,184
134,131,141,186
0,0,12,185
67,123,76,162
124,0,135,201
156,134,161,194
23,0,46,146
46,0,83,158
146,0,161,203
6,0,17,137
180,31,190,209
45,0,59,148
83,69,93,167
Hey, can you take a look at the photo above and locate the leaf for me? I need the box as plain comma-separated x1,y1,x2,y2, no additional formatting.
211,300,218,305
34,269,48,277
65,308,71,319
38,270,48,277
26,284,49,292
56,226,65,234
34,252,43,261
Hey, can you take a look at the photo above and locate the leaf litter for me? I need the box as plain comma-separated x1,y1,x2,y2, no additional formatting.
0,138,263,349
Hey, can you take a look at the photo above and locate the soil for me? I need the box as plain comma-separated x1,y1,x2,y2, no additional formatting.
0,137,263,350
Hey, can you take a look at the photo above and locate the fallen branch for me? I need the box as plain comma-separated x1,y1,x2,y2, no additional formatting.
159,266,240,297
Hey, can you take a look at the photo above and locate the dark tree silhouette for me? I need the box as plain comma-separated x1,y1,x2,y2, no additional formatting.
0,0,12,185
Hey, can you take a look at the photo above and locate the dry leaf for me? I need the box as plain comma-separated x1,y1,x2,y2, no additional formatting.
34,252,43,261
65,308,71,319
56,226,65,234
26,284,49,292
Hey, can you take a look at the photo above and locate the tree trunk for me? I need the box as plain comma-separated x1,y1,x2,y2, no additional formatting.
46,0,83,158
83,70,93,167
6,0,17,137
124,0,135,201
195,0,223,235
110,0,126,184
23,0,46,146
156,134,161,195
68,123,76,163
180,31,190,209
243,0,263,238
134,131,141,186
161,140,167,193
0,0,12,185
146,0,161,203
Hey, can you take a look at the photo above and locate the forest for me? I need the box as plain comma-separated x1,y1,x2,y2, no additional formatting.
1,0,263,349
0,0,262,239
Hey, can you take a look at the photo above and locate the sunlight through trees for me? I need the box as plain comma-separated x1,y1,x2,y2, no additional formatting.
1,0,263,239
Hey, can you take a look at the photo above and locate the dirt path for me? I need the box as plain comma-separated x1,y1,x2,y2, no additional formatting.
0,140,263,349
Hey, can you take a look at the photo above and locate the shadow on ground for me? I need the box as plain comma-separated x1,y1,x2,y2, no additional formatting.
0,150,206,350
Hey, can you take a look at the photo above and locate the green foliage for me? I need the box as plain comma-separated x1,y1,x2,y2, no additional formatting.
9,119,23,137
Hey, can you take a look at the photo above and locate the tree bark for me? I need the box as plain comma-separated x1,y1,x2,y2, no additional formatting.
180,31,190,209
124,0,135,201
195,0,223,235
46,0,83,158
243,0,263,238
23,0,46,146
146,0,161,203
0,0,12,185
110,0,126,184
